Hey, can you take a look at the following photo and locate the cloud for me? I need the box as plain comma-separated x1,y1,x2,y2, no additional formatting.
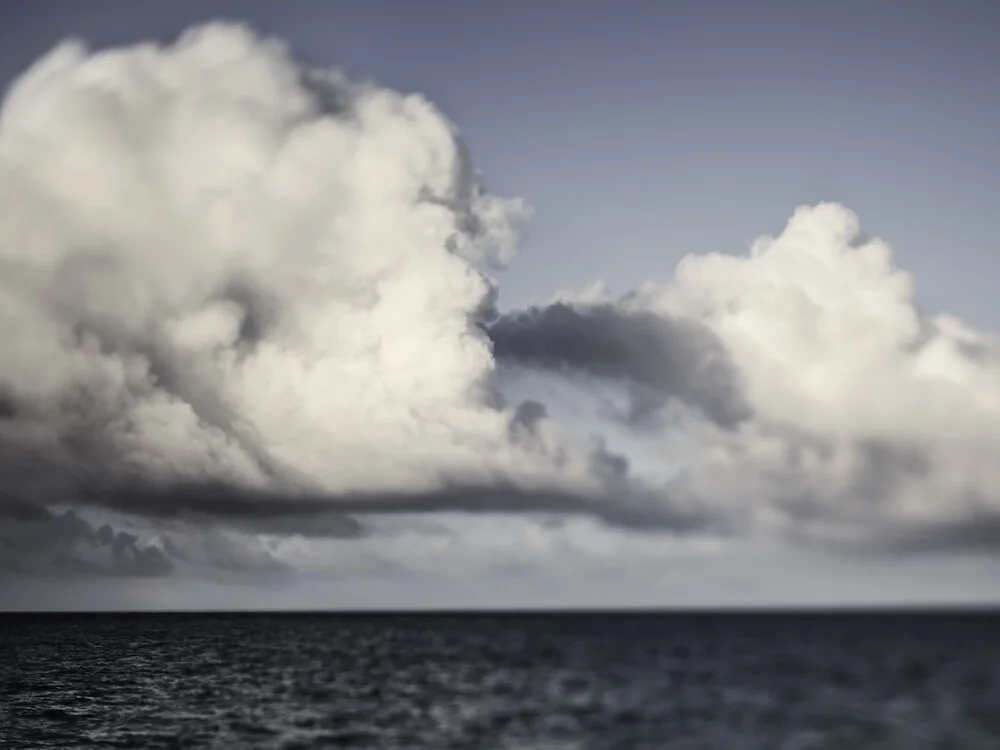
494,203,1000,554
0,504,174,577
490,302,751,427
0,499,298,583
0,20,996,578
0,21,662,536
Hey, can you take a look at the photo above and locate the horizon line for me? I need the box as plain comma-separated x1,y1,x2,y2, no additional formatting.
4,604,1000,616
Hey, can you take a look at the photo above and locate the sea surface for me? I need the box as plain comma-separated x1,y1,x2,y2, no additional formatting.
2,611,999,749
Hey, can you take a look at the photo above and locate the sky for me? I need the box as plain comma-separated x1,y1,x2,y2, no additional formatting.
0,0,998,610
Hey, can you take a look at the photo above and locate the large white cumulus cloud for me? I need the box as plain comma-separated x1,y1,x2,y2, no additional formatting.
495,203,1000,552
0,22,620,522
655,204,999,444
651,203,999,544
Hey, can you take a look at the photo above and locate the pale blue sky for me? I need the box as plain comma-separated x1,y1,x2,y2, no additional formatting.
2,0,998,326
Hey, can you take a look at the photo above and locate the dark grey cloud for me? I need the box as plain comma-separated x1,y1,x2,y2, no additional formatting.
0,390,16,420
881,513,1000,556
741,431,1000,557
0,496,51,522
0,501,299,581
66,475,719,536
0,507,173,577
788,510,1000,559
489,302,751,428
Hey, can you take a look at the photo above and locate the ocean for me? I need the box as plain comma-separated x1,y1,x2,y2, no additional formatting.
2,612,998,748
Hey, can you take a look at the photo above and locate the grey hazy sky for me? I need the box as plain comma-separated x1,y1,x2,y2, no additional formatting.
1,1,998,609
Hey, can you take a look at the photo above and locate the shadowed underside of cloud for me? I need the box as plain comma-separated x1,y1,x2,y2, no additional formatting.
0,501,293,579
71,478,721,535
0,504,173,577
0,20,998,578
489,302,751,428
783,508,1000,560
883,515,1000,556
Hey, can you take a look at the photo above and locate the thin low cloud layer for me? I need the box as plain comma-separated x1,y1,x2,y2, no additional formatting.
0,21,998,588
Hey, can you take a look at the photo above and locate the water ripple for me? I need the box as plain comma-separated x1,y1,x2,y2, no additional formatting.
2,612,999,749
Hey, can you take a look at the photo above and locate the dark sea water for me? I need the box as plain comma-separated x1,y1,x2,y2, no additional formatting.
2,612,999,749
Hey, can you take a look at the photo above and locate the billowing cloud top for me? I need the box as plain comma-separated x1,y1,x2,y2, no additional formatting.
0,22,627,528
1,21,998,580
